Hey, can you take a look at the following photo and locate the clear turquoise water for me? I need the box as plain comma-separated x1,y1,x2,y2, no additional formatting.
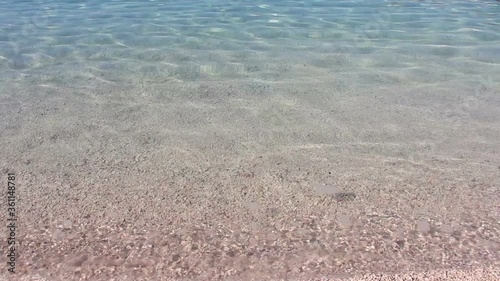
1,0,499,84
1,2,500,277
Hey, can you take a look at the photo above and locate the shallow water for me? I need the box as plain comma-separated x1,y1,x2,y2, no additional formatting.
1,0,499,85
1,1,500,279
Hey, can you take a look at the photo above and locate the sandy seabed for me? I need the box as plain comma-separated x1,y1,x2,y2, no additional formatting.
0,67,499,280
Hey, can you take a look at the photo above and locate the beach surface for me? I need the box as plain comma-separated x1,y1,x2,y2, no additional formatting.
1,73,499,280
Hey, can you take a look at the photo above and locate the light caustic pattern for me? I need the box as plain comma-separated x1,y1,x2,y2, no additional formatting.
0,0,499,85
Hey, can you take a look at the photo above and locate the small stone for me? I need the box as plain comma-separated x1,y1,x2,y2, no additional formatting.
417,220,431,233
395,240,405,249
314,184,340,195
338,214,351,228
440,225,454,234
63,219,73,229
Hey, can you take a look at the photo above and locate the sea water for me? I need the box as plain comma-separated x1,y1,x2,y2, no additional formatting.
1,0,499,86
1,1,500,277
